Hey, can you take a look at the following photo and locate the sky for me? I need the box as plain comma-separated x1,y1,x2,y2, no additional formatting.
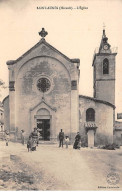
0,0,122,119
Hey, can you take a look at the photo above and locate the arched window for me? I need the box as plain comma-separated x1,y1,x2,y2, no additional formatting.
86,108,95,122
103,58,109,74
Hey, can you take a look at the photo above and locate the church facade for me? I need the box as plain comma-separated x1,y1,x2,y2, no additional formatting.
3,28,118,147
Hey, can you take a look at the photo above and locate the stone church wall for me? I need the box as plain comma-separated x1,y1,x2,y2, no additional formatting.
15,56,71,139
79,96,114,146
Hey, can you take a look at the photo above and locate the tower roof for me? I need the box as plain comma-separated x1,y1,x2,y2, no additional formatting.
99,29,111,53
92,29,117,66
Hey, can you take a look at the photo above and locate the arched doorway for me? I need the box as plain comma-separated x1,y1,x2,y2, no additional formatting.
36,108,51,141
85,108,96,147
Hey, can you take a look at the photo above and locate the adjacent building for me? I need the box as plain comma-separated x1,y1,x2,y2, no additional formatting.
0,102,4,139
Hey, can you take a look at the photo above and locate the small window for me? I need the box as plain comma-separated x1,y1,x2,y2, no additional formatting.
86,108,95,121
71,80,77,90
103,58,109,74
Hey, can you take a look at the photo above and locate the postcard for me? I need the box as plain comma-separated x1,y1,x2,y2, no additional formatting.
0,0,122,191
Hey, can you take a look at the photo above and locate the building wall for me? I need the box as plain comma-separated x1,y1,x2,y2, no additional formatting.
0,105,4,139
0,108,4,140
114,121,122,145
0,109,4,124
3,96,9,133
93,55,116,105
79,96,114,146
114,131,122,146
95,81,115,105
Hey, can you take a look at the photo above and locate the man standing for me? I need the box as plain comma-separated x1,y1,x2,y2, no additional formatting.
59,129,64,147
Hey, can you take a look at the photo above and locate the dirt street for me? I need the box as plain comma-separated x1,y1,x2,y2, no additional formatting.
0,141,122,190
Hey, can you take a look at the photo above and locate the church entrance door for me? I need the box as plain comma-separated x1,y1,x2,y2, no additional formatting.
37,119,50,141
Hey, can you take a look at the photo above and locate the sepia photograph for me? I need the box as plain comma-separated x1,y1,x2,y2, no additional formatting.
0,0,122,191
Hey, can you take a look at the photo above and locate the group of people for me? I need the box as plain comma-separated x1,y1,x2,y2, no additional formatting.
5,128,81,150
59,129,69,148
59,129,81,149
26,128,81,151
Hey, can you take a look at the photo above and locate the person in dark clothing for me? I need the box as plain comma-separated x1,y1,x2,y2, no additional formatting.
73,132,81,149
29,128,38,151
59,129,64,147
27,137,32,152
31,128,38,138
31,140,37,151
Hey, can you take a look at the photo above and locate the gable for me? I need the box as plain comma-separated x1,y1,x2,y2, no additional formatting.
6,39,79,67
7,38,80,81
30,98,57,112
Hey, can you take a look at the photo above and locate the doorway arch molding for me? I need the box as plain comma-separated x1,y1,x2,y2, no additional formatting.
30,98,57,141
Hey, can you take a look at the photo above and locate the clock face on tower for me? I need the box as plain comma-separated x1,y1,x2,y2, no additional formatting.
103,44,109,50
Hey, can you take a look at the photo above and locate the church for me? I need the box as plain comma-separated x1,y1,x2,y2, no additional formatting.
3,28,118,147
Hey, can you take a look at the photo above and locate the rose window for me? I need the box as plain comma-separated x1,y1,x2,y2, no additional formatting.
37,78,51,93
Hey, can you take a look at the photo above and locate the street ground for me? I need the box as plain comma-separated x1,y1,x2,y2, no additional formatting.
0,141,122,191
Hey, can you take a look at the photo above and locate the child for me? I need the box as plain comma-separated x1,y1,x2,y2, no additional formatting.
6,138,8,146
27,137,32,152
5,131,9,146
65,136,69,149
31,140,37,151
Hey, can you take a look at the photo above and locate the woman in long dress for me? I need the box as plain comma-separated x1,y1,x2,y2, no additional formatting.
73,132,81,149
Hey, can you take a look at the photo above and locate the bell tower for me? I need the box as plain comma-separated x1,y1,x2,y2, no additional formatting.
92,29,117,105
